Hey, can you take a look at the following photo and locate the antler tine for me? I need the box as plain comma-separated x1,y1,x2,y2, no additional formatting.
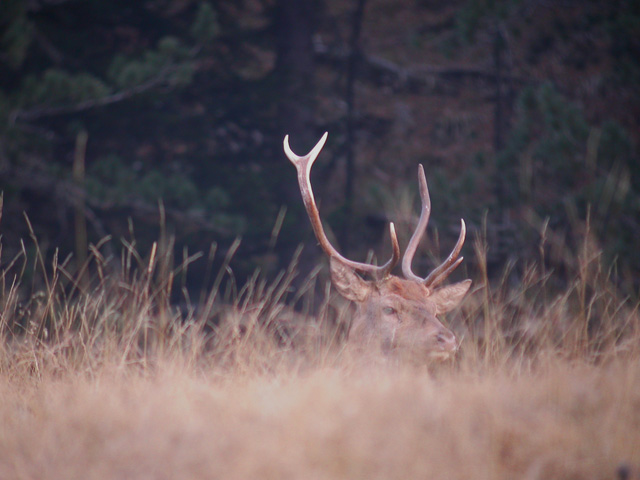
402,164,431,282
423,219,466,288
284,133,399,279
382,222,401,278
402,165,467,287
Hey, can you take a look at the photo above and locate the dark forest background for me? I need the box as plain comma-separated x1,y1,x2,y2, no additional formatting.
1,0,638,299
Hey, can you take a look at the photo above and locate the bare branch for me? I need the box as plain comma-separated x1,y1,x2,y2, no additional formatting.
314,44,529,94
10,63,192,124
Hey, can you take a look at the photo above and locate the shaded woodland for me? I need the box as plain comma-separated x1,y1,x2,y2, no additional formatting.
1,0,638,295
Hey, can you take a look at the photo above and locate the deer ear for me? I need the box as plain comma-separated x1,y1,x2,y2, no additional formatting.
430,279,471,314
329,257,371,302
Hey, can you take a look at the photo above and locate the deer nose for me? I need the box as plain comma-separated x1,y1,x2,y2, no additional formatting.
436,329,457,351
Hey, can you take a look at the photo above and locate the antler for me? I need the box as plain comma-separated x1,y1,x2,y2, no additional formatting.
402,164,431,283
284,132,400,280
402,164,466,289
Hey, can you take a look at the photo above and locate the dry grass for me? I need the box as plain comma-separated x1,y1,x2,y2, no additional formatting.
0,229,639,480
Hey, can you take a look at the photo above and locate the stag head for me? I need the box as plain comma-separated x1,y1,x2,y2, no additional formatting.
284,133,471,359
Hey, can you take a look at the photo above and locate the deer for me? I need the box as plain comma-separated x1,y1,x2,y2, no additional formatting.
284,132,471,360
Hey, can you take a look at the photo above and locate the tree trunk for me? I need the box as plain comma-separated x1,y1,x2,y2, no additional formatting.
276,0,318,149
342,0,367,254
275,0,321,276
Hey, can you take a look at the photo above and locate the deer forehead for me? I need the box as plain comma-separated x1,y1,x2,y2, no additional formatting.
373,276,435,305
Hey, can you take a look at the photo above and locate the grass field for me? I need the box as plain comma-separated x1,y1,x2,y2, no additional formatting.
0,233,639,480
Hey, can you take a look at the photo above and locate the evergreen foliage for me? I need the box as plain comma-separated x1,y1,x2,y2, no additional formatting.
0,0,638,292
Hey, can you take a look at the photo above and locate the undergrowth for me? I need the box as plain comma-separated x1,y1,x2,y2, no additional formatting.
0,218,639,480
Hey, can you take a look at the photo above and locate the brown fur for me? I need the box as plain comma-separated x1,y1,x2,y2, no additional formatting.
284,132,471,360
330,258,471,359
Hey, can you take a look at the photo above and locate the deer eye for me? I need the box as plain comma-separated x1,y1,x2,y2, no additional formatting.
382,306,397,316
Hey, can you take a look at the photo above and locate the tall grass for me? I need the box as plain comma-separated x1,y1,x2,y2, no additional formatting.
0,222,639,479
